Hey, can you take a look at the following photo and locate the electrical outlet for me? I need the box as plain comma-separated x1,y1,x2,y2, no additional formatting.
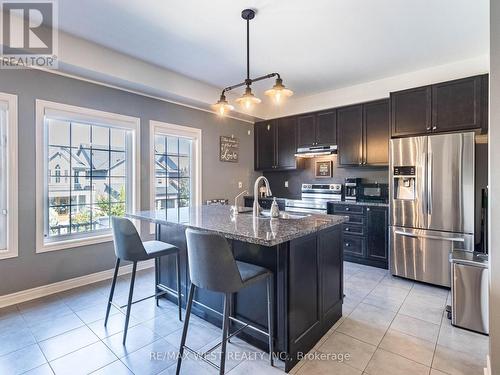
238,181,243,189
285,181,289,188
247,130,251,135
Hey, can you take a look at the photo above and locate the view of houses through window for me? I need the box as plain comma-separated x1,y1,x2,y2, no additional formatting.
154,134,192,222
46,119,130,238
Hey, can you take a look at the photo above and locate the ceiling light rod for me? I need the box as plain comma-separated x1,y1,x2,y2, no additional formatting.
212,9,293,115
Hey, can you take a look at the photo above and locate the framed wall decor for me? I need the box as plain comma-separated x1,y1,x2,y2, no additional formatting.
220,136,239,162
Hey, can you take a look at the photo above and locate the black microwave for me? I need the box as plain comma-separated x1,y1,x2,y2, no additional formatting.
358,183,388,203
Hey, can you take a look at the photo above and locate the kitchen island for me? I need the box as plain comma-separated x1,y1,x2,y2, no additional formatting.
128,205,347,372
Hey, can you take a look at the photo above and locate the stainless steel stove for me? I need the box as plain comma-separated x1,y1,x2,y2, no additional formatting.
285,184,342,214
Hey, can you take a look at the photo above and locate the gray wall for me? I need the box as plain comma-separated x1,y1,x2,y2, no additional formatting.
264,154,388,199
0,68,257,295
489,0,499,372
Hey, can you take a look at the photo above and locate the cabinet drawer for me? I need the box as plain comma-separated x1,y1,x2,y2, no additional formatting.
333,204,364,215
342,223,365,236
343,235,365,258
344,215,365,225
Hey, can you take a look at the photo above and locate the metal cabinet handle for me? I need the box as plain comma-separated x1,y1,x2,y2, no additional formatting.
394,230,465,242
432,126,437,130
366,207,370,211
345,207,350,211
345,242,350,247
345,227,350,231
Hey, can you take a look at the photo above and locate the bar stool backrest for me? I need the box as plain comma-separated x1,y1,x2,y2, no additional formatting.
111,217,147,261
185,228,243,293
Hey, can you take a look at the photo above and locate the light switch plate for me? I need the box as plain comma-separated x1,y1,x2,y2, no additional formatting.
285,181,288,188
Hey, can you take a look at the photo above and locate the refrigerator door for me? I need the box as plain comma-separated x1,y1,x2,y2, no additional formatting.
390,226,474,287
427,132,475,234
390,136,428,229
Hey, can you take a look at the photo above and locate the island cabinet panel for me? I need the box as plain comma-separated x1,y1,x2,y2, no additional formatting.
366,206,388,262
254,117,297,171
337,104,363,166
319,226,343,317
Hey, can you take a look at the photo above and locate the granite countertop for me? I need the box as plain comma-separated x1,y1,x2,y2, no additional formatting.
127,205,348,247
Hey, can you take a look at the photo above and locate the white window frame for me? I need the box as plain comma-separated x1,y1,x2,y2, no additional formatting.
149,120,202,233
36,100,141,253
0,93,18,260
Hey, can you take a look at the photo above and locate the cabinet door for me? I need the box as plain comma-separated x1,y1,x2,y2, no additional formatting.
391,86,432,137
364,100,389,166
316,110,337,146
297,114,316,147
432,75,484,132
276,117,297,169
254,121,275,171
337,105,363,166
366,206,388,262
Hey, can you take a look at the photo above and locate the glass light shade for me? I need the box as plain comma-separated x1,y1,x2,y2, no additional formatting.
212,95,234,116
235,87,261,110
265,78,293,104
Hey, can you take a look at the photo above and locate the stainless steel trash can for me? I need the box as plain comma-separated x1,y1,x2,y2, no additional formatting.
450,250,489,334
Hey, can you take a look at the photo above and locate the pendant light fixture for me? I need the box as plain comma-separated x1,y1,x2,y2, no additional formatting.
212,9,293,116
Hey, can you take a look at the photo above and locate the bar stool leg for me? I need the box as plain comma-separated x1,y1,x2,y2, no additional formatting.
176,283,195,375
227,295,233,343
123,261,137,345
267,275,274,367
155,257,160,307
176,252,182,321
219,293,230,375
104,258,120,327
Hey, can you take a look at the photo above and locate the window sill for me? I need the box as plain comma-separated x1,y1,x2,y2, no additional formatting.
0,251,18,260
37,233,114,253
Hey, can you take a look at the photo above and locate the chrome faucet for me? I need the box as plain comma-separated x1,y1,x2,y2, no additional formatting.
253,176,272,217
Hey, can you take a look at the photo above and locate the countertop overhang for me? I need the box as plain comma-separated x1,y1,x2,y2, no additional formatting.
127,205,348,247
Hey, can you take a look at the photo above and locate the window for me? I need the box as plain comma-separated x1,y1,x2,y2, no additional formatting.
150,121,201,225
36,100,140,252
0,93,18,259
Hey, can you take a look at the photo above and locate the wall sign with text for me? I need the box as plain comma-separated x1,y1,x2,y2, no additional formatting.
315,160,332,178
220,136,239,162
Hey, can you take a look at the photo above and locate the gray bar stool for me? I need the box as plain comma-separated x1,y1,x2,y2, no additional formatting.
176,228,274,375
105,217,182,344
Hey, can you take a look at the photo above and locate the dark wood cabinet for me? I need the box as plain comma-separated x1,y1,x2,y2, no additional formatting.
328,202,388,269
297,114,316,147
432,75,485,133
254,121,275,171
316,110,337,145
297,111,337,148
366,206,388,262
254,117,297,171
337,100,389,167
337,105,363,166
364,100,390,166
391,74,488,137
391,86,432,137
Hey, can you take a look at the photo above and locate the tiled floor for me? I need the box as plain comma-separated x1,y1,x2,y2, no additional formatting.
0,262,489,375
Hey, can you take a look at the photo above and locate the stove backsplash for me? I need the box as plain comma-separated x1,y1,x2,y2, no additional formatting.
263,155,388,199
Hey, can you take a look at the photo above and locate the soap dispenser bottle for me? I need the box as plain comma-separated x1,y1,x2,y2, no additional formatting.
270,197,280,218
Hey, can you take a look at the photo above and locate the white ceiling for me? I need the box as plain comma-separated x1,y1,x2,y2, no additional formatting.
57,0,489,101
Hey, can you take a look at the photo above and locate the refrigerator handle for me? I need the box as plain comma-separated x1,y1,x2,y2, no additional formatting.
394,230,465,242
428,151,433,215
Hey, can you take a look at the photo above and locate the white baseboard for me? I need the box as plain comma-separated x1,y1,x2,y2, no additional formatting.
484,354,491,375
0,259,155,308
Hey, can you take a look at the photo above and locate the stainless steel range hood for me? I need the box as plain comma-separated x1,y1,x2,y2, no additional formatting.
295,145,337,158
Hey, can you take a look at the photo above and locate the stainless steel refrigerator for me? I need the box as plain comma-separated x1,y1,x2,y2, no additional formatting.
389,132,475,287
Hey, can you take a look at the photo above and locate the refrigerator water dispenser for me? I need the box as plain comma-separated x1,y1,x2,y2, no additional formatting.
393,166,416,200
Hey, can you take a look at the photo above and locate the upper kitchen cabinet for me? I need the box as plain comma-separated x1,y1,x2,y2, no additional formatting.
337,99,389,166
337,104,363,166
391,86,432,137
364,99,390,166
391,74,488,137
297,110,337,148
254,117,298,171
432,75,487,133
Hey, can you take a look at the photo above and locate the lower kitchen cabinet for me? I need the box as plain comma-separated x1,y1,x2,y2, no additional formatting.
328,202,388,269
